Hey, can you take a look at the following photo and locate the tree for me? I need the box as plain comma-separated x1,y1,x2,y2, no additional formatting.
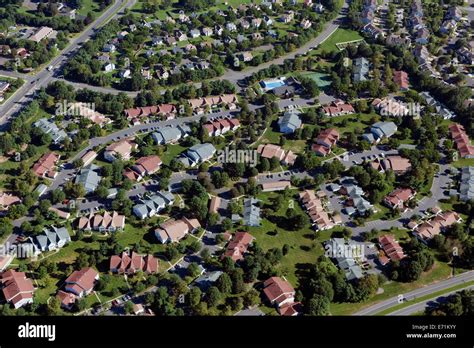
243,288,261,307
216,273,232,294
47,296,61,315
188,286,202,308
308,294,330,316
231,268,246,294
206,286,223,308
187,262,201,278
124,301,134,315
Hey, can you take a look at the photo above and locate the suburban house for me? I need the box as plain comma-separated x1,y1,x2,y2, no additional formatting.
322,100,355,117
48,207,71,220
299,189,341,230
104,63,116,72
29,26,54,42
257,144,297,166
133,191,175,220
325,238,364,281
75,164,102,193
378,235,406,266
383,188,416,211
78,211,125,233
34,118,67,145
110,251,159,274
370,155,411,174
209,196,222,214
104,139,137,162
188,94,238,113
0,255,13,272
456,47,474,65
0,192,20,211
263,277,301,316
0,270,35,309
27,226,71,255
277,111,302,134
124,104,177,121
312,128,340,157
32,152,60,178
64,267,99,298
222,231,254,262
459,166,474,202
80,150,98,167
353,57,369,82
203,118,240,137
261,181,291,192
243,198,261,227
154,217,201,243
152,125,191,145
194,271,223,291
421,92,455,119
56,290,77,310
124,155,162,181
386,34,411,47
412,211,462,243
449,123,474,159
69,103,111,126
362,121,398,144
339,177,374,216
372,98,410,117
179,143,217,167
393,70,409,90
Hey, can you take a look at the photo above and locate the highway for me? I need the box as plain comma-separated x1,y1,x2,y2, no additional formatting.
0,0,137,127
354,270,474,315
388,284,474,316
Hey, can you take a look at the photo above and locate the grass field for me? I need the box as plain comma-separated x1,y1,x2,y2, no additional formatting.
313,28,363,54
451,157,474,168
247,190,339,286
161,144,187,165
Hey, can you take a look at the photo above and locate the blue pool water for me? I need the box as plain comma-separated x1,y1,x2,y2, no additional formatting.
260,80,286,90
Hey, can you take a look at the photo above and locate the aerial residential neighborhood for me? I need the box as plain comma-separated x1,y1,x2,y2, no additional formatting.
0,0,472,338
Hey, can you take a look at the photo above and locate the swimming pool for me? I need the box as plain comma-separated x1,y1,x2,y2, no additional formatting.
260,78,286,91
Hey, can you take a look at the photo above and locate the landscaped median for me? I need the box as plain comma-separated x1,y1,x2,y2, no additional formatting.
375,280,474,315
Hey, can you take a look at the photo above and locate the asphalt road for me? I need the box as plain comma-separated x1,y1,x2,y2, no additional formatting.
0,0,137,127
388,284,474,316
43,0,349,96
354,270,474,316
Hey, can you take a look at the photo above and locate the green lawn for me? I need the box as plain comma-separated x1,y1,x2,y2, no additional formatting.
77,0,103,16
245,190,339,286
451,158,474,168
313,28,363,54
303,72,332,88
161,144,187,165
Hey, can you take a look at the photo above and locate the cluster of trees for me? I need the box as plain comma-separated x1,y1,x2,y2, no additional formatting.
347,163,396,205
425,289,473,316
63,19,122,85
181,180,209,221
388,237,435,282
299,256,381,315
